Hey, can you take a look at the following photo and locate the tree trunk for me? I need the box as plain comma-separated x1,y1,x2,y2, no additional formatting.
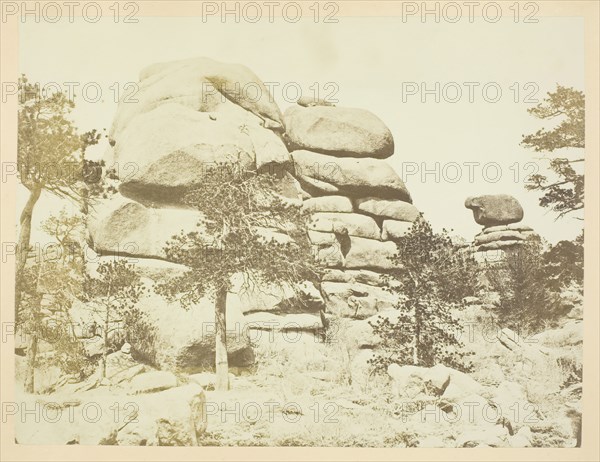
214,286,229,391
24,331,38,393
413,303,421,366
102,306,110,379
15,186,42,323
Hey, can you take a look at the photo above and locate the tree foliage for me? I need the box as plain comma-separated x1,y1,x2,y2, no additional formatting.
485,237,559,333
19,210,88,392
521,85,584,218
157,164,319,304
157,163,319,389
369,217,477,373
16,74,111,323
82,260,144,378
17,75,101,202
542,232,584,292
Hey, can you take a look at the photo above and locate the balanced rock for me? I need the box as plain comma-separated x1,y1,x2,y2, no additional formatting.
284,105,394,158
465,195,524,226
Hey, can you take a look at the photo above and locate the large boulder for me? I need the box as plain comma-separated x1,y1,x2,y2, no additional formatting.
355,197,420,222
113,104,289,204
483,224,534,234
128,371,178,394
244,312,322,331
295,172,342,195
129,290,254,372
14,384,207,446
88,195,207,260
292,150,411,201
116,383,207,446
283,105,394,158
491,381,537,431
465,195,524,227
111,56,284,138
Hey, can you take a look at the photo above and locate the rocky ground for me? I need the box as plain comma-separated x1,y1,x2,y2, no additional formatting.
14,292,582,447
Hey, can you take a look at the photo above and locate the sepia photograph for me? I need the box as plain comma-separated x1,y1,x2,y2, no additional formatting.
0,1,598,460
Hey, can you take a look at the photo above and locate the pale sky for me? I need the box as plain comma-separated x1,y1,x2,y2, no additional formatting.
19,15,585,245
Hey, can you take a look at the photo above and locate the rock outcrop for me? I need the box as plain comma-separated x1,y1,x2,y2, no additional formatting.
464,195,537,253
88,57,419,372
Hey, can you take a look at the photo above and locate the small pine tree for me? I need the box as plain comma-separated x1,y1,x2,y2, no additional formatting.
157,162,319,390
369,217,475,373
82,260,144,379
485,237,559,333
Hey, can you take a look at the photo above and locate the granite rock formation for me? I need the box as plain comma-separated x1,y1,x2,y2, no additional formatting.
88,57,419,371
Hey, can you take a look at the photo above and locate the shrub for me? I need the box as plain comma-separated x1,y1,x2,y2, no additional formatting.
485,237,560,333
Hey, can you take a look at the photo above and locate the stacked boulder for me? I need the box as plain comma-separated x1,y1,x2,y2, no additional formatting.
87,57,307,371
284,101,420,319
464,195,537,252
87,57,418,371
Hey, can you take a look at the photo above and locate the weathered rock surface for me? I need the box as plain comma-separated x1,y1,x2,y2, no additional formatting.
321,268,389,286
309,212,381,240
321,281,397,318
284,105,394,158
465,194,524,226
483,224,534,234
308,231,346,267
381,220,413,240
474,230,529,245
88,196,206,259
302,195,353,213
244,312,322,331
15,384,207,446
355,197,419,221
227,275,324,314
129,371,179,394
292,150,411,201
114,104,290,204
296,95,336,108
345,237,398,270
112,56,284,138
130,291,254,372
